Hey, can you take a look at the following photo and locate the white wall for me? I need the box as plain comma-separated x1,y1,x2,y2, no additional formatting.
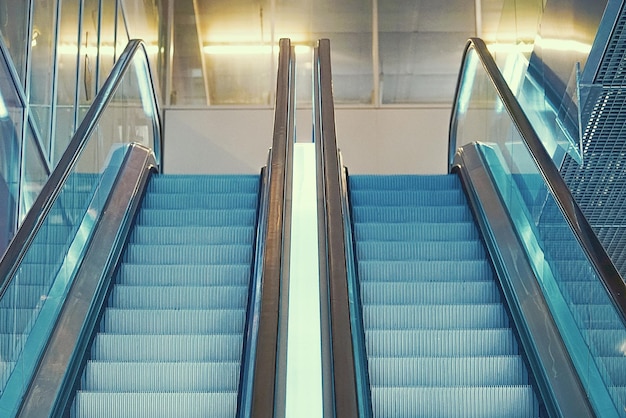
163,106,452,175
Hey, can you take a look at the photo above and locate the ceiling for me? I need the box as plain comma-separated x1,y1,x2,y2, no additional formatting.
155,0,542,106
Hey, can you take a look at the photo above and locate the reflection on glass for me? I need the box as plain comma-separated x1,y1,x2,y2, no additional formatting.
29,0,59,156
0,41,160,399
452,45,626,416
0,1,29,86
0,50,23,253
21,124,49,224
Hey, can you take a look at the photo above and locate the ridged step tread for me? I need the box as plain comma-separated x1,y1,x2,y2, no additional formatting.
370,386,539,418
361,281,501,305
368,356,530,386
354,222,479,241
129,226,254,245
134,209,256,227
141,193,258,210
365,329,520,357
108,285,248,309
363,304,510,330
82,362,240,392
101,309,246,334
90,334,243,362
116,264,251,286
123,244,253,265
73,392,237,418
352,206,473,223
358,260,493,282
357,241,485,261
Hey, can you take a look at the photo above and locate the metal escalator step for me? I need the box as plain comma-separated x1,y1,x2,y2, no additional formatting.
354,222,479,241
363,304,509,330
357,241,485,261
142,192,258,210
123,244,253,265
370,386,539,418
108,285,248,309
350,189,467,206
352,206,472,223
72,392,237,418
90,334,243,362
349,174,462,191
101,308,246,334
365,329,519,357
368,356,530,386
135,209,256,227
116,264,251,286
360,281,501,305
129,225,254,245
357,260,493,282
81,361,240,392
147,174,259,194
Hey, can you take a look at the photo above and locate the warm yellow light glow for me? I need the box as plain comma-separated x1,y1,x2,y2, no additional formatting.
203,44,312,56
57,43,159,56
487,42,534,55
487,39,591,55
539,39,592,55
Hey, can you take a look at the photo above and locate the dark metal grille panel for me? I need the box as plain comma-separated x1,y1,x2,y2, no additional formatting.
596,3,626,84
561,21,626,277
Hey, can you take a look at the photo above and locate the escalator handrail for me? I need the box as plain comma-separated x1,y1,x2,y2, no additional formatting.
247,38,295,418
449,37,626,325
0,39,162,299
314,38,363,417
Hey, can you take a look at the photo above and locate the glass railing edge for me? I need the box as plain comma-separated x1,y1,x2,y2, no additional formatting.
449,37,626,326
0,39,162,301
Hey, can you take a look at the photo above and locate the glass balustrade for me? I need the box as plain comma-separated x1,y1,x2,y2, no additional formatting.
0,41,160,409
451,41,626,417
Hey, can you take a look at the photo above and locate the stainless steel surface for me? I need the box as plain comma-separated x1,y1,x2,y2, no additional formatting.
250,38,294,418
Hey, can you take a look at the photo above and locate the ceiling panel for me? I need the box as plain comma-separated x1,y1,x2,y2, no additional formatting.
169,0,510,105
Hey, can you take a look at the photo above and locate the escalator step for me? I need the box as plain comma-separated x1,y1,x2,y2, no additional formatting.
357,241,485,261
147,174,259,193
142,192,258,210
355,222,479,241
349,174,462,190
73,392,237,418
129,226,254,245
560,281,616,304
82,362,240,392
370,386,539,418
135,209,256,227
352,206,473,223
358,260,493,282
90,334,243,362
116,264,251,286
361,281,501,305
102,309,245,334
368,356,529,386
108,285,248,309
123,244,253,264
585,329,626,356
350,189,467,206
363,304,509,330
365,329,519,357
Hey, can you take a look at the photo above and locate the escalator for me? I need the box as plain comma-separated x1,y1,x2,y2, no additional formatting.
0,39,293,418
71,174,259,417
348,174,541,416
315,36,626,417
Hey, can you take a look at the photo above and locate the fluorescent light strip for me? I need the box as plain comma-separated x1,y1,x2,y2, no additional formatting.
203,44,311,55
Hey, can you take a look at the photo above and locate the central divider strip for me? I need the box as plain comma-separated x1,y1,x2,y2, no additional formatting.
285,143,323,417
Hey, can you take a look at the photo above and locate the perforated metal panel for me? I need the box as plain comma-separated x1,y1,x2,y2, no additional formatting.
561,1,626,278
